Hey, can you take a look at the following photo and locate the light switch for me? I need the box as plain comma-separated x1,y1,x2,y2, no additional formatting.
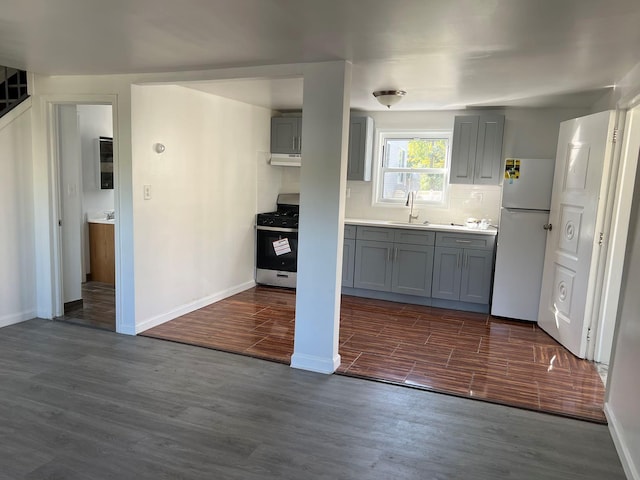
143,184,152,200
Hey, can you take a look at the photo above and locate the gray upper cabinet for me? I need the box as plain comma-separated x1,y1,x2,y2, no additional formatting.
347,115,374,181
432,232,495,304
271,117,302,154
352,226,435,297
450,116,479,184
450,114,504,185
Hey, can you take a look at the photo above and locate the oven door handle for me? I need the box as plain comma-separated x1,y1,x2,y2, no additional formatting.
256,225,299,233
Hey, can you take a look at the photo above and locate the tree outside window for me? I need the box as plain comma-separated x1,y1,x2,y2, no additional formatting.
377,131,451,206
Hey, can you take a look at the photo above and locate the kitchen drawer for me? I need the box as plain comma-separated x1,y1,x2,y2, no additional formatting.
394,229,435,246
344,224,357,239
435,232,495,250
356,226,395,243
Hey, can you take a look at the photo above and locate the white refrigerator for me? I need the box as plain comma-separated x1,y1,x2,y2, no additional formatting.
491,158,555,321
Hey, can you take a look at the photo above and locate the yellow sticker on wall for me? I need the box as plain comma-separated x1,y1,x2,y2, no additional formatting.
505,158,521,181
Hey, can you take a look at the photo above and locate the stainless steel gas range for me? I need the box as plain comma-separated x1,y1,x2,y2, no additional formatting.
255,193,299,289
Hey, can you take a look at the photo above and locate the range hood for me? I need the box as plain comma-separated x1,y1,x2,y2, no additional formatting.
270,153,301,167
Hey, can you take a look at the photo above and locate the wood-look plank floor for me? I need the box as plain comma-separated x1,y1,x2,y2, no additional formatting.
141,286,607,423
0,319,625,479
56,282,115,331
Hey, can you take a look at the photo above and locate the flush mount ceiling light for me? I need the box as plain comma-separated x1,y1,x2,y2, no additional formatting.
373,89,406,108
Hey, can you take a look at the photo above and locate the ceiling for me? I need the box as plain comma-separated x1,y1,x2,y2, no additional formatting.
2,0,640,110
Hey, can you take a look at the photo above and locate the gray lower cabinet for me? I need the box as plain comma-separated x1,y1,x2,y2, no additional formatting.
391,243,434,296
459,248,493,303
342,238,356,288
354,240,394,291
431,247,463,300
353,226,434,297
432,232,495,304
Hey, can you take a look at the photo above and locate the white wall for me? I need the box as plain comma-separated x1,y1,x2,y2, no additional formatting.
0,101,36,327
282,107,589,225
131,85,271,331
31,63,304,334
77,104,114,276
605,153,640,480
603,61,640,480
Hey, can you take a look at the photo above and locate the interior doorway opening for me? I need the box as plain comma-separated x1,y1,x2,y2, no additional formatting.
52,103,116,331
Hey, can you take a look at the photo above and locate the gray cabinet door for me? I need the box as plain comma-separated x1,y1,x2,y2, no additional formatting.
460,248,494,304
342,238,356,288
474,114,505,185
451,114,504,185
432,246,462,300
391,244,434,297
450,115,479,184
271,117,301,154
354,240,393,291
347,116,373,181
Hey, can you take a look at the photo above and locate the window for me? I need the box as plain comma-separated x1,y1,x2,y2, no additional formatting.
375,131,451,206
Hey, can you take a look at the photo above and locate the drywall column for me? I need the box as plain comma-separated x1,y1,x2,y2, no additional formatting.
291,61,351,374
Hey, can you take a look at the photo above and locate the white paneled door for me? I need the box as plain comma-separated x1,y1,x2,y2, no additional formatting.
537,110,617,358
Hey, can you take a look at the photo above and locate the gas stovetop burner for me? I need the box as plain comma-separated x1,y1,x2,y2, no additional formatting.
256,212,299,228
257,193,300,229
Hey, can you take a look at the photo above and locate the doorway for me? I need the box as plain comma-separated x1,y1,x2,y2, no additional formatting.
53,103,116,331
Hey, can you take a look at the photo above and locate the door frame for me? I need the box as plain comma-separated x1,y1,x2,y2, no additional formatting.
45,95,120,328
593,102,640,363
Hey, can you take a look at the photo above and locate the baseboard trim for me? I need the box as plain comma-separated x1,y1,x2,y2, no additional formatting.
290,352,341,374
0,309,37,329
135,280,256,334
605,402,639,480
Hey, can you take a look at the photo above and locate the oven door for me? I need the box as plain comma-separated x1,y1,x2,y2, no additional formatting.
256,227,298,272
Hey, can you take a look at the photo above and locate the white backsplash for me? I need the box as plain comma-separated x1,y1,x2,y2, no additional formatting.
278,166,502,226
344,181,502,226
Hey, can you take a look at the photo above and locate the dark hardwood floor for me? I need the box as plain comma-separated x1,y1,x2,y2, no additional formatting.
0,319,625,479
56,281,115,331
141,286,607,423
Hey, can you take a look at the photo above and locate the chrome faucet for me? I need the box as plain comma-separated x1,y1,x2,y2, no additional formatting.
405,191,419,223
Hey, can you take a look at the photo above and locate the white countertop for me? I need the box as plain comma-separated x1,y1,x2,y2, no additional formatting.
345,218,498,236
88,218,115,225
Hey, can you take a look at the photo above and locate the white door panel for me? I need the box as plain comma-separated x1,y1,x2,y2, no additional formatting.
537,110,616,358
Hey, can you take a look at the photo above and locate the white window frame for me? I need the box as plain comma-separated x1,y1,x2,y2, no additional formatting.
373,129,452,208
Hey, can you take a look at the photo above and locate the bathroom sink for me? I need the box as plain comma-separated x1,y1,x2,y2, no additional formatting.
88,217,115,224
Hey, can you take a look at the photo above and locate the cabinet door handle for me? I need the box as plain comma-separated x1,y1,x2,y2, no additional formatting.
457,252,461,268
292,137,295,150
388,248,391,262
455,239,472,243
394,247,398,261
464,252,468,268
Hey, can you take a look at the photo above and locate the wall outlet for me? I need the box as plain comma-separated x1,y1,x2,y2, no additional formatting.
143,184,152,200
